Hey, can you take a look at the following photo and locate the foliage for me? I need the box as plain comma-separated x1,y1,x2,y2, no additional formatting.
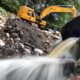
0,7,7,15
0,0,23,13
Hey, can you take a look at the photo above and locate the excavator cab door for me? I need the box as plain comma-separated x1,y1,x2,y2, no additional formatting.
17,6,36,22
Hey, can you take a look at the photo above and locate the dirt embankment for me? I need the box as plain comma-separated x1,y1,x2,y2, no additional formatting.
0,15,62,58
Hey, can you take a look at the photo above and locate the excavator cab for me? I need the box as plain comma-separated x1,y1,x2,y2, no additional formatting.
17,6,36,22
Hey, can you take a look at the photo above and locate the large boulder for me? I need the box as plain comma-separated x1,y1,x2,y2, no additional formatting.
61,16,80,40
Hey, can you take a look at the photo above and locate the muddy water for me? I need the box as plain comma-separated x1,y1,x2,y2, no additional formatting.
49,37,80,60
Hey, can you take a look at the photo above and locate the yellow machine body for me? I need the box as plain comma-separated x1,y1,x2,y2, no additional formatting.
17,6,46,27
17,5,77,27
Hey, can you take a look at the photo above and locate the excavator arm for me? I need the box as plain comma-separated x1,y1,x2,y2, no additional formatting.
40,5,77,19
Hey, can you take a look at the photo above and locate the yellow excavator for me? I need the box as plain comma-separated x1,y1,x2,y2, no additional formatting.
17,1,77,28
17,6,46,27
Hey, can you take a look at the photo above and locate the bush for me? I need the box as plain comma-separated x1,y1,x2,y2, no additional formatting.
0,7,7,15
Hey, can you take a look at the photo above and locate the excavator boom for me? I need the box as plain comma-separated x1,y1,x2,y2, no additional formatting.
40,5,77,19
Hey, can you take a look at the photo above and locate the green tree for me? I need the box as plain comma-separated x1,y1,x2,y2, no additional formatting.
0,0,23,13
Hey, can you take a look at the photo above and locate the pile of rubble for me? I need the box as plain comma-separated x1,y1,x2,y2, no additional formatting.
0,15,6,28
0,16,62,58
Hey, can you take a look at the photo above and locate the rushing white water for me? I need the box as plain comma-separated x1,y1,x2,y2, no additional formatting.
0,58,75,80
0,37,80,80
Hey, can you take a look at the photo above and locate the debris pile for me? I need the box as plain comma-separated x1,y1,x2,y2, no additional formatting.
0,16,62,58
0,15,6,28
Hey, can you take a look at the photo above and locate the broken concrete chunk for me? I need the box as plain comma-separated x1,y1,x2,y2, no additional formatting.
0,39,5,46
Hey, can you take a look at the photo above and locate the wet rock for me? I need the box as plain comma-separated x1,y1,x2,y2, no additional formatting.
61,16,80,40
24,48,31,55
14,38,21,42
6,33,10,38
11,33,19,39
34,48,44,55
